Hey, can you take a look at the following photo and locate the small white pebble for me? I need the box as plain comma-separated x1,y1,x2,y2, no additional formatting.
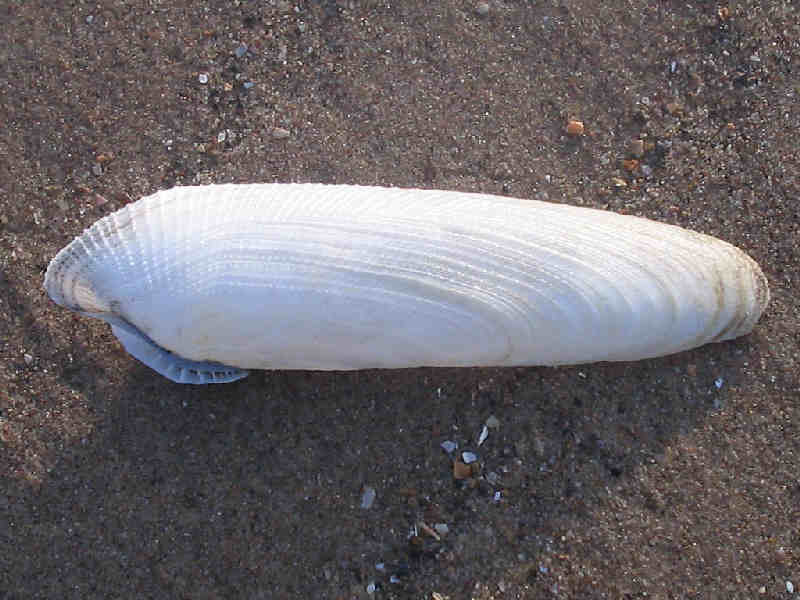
366,582,376,594
462,451,478,464
714,377,724,389
434,523,449,535
788,581,794,594
198,73,209,84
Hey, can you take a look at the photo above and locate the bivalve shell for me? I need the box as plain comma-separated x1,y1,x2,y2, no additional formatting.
44,184,769,383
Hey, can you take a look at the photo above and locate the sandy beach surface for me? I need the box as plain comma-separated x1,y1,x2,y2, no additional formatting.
1,1,797,598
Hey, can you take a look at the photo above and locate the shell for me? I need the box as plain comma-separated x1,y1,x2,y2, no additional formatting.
44,183,769,384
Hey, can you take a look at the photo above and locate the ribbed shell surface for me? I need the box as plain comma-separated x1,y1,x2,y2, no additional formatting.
44,183,769,372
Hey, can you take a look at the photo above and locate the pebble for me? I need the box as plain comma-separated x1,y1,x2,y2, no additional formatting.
434,523,449,535
23,353,34,366
462,451,478,464
475,2,490,17
235,43,248,58
486,415,500,429
788,581,795,594
622,159,639,172
566,119,584,136
271,127,291,139
198,73,209,84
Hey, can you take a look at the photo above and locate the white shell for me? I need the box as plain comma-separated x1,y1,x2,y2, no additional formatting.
44,183,769,384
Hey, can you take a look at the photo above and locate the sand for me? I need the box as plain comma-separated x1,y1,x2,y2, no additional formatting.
1,1,797,598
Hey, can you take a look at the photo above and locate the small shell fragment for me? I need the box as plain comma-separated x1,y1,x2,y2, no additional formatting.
611,176,628,187
441,440,458,454
477,425,489,446
360,486,376,509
